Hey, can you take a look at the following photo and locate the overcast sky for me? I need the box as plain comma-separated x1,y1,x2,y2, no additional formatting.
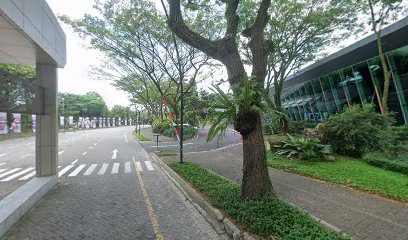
46,0,131,109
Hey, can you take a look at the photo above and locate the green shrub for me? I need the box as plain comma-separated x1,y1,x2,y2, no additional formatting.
363,152,408,175
272,134,332,161
383,126,408,159
319,104,390,157
289,120,318,133
170,162,345,239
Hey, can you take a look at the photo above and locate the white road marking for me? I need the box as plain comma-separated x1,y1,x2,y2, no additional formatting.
135,162,143,172
0,163,5,166
94,143,97,146
145,161,154,171
98,164,109,175
124,133,128,143
82,152,87,156
124,162,131,173
111,163,120,174
111,149,118,159
1,168,35,182
0,168,22,179
0,169,7,174
7,146,16,149
18,171,36,180
25,142,34,146
68,164,86,177
71,159,79,164
21,154,32,159
58,165,74,177
89,147,93,150
0,154,8,158
83,164,97,175
58,151,64,155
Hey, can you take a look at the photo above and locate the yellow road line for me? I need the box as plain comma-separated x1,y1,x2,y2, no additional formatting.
132,156,164,240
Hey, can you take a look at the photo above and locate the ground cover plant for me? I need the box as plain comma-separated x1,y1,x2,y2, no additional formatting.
271,134,331,160
363,152,408,175
133,131,152,141
169,162,347,240
267,152,408,201
155,151,177,157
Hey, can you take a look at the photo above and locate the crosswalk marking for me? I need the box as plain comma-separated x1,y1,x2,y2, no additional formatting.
68,164,86,177
145,161,154,171
0,161,155,182
135,162,143,172
0,154,8,158
58,165,74,177
82,152,87,156
124,162,131,173
18,171,36,180
111,163,120,174
0,163,6,166
98,163,109,175
83,164,97,175
0,168,22,179
1,168,35,182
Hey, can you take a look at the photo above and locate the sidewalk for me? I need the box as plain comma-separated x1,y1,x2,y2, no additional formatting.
161,144,408,240
1,131,223,240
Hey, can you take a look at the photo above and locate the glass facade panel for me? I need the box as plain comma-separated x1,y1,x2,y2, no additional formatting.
278,45,408,125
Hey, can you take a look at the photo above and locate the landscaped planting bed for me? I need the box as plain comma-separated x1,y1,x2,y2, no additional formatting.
170,162,347,240
267,152,408,201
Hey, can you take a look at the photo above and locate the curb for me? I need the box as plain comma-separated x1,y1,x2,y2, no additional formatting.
150,153,350,239
150,153,258,240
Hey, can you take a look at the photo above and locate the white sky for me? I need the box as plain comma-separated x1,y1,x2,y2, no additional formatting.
46,0,131,109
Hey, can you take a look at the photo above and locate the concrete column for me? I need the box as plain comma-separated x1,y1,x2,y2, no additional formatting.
35,64,58,176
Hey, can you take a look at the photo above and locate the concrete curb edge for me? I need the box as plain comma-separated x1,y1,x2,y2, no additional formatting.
0,176,58,238
150,153,258,240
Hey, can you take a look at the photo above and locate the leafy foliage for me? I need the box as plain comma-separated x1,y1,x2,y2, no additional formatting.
363,152,408,175
383,125,408,159
170,162,345,239
319,104,391,157
271,134,332,160
267,152,408,201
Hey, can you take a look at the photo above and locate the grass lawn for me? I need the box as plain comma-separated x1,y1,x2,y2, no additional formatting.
170,162,347,240
133,131,152,141
155,151,177,157
267,152,408,201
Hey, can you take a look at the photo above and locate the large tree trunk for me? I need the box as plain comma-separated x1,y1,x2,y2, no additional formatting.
241,114,274,198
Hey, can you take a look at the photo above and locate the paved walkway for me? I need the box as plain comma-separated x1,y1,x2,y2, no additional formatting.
1,129,222,240
161,144,408,240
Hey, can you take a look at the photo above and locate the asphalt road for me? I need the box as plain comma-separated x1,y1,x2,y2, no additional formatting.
1,126,222,239
0,126,147,199
140,126,242,153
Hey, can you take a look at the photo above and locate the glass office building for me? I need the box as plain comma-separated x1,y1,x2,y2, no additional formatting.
276,17,408,125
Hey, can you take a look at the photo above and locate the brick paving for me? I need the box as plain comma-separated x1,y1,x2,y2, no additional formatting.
161,144,408,240
1,129,222,240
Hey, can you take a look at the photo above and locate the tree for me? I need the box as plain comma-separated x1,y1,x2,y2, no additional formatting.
262,0,359,130
61,0,211,127
363,0,405,114
166,0,274,199
58,92,108,118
